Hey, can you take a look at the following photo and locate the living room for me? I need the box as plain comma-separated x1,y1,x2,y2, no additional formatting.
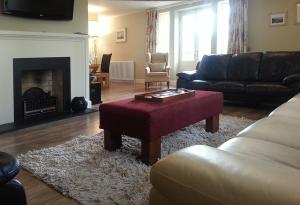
0,0,300,205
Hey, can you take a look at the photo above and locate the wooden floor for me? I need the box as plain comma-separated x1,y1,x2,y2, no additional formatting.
0,82,273,205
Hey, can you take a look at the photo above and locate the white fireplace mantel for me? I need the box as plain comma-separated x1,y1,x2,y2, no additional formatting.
0,30,90,125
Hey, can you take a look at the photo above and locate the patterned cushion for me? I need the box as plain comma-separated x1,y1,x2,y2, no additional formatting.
149,63,166,72
151,53,168,63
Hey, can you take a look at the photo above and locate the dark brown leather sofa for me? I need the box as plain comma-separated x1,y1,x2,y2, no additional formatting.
177,52,300,104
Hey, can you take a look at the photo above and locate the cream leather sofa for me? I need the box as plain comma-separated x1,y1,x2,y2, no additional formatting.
149,94,300,205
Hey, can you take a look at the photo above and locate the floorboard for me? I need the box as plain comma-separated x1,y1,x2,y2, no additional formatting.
0,82,273,205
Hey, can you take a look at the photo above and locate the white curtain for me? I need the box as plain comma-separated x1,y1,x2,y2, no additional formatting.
228,0,248,54
146,9,158,53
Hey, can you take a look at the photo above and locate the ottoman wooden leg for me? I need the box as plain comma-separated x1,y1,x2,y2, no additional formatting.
141,138,161,165
104,130,122,151
205,114,219,133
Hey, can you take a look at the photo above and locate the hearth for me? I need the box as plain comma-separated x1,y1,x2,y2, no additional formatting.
13,57,71,125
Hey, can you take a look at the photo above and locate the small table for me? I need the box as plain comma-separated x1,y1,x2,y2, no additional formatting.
90,82,102,105
99,91,223,165
95,72,109,88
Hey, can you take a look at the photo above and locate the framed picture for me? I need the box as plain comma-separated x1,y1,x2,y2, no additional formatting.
297,4,300,23
115,28,126,42
270,12,287,26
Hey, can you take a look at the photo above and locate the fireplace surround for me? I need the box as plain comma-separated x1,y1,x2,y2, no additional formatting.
0,30,90,133
13,57,71,125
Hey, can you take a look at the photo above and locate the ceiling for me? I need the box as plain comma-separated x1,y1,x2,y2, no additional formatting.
88,0,181,17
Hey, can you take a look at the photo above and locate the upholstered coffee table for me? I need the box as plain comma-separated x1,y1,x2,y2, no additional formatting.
99,91,223,165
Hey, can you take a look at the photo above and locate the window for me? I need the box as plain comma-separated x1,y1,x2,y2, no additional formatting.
217,1,230,54
157,0,230,70
179,6,214,65
196,7,214,60
156,12,170,53
181,13,195,61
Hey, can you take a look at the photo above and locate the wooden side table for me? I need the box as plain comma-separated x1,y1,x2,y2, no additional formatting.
95,72,110,88
89,64,110,88
90,82,102,104
89,64,99,74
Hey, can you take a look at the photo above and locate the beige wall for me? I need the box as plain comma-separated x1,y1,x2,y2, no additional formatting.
98,11,147,80
249,0,300,51
0,0,88,34
97,0,300,81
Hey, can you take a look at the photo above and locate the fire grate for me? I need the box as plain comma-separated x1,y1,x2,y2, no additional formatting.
23,87,57,118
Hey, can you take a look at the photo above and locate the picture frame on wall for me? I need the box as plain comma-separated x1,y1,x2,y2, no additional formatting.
115,28,126,42
297,4,300,23
270,12,287,26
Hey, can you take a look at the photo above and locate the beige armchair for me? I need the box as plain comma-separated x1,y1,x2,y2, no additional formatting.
145,53,170,89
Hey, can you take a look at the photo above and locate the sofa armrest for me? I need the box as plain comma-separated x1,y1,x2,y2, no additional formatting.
150,145,300,205
166,66,171,75
282,73,300,85
145,66,151,74
176,70,197,81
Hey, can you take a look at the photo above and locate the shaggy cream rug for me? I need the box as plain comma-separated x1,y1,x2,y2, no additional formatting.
18,115,253,205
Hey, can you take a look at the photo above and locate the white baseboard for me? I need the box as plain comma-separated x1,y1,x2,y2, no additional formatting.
85,99,92,109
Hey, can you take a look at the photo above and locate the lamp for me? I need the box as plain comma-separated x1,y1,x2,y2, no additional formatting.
88,16,111,67
88,20,100,65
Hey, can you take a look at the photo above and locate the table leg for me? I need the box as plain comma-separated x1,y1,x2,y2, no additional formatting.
205,114,219,133
104,130,122,151
107,75,110,88
141,137,161,165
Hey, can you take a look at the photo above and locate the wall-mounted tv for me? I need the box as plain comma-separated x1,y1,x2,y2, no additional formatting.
2,0,74,20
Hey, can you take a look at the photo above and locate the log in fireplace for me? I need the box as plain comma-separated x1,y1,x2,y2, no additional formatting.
23,87,57,119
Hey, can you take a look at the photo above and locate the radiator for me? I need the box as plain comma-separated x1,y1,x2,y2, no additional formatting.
109,61,135,81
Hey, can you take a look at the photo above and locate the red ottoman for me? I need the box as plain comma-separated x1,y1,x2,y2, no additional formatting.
99,91,223,165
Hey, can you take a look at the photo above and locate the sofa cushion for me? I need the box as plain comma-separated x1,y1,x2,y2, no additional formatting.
219,137,300,169
195,61,201,71
149,63,166,72
189,80,212,90
237,116,300,150
227,52,262,81
269,96,300,120
259,51,300,82
198,54,232,81
290,82,300,92
246,83,293,96
176,70,198,81
146,72,168,77
210,81,246,93
150,53,168,63
150,145,300,205
282,73,300,85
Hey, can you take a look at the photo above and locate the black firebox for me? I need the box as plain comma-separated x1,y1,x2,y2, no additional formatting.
23,87,57,119
13,57,71,125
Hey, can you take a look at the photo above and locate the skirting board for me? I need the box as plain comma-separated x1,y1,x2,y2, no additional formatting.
86,99,92,109
0,30,90,125
0,108,98,134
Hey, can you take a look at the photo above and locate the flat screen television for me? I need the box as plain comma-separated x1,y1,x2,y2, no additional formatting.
2,0,74,20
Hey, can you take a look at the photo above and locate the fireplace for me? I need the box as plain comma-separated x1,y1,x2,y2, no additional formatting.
13,57,71,124
23,87,57,118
